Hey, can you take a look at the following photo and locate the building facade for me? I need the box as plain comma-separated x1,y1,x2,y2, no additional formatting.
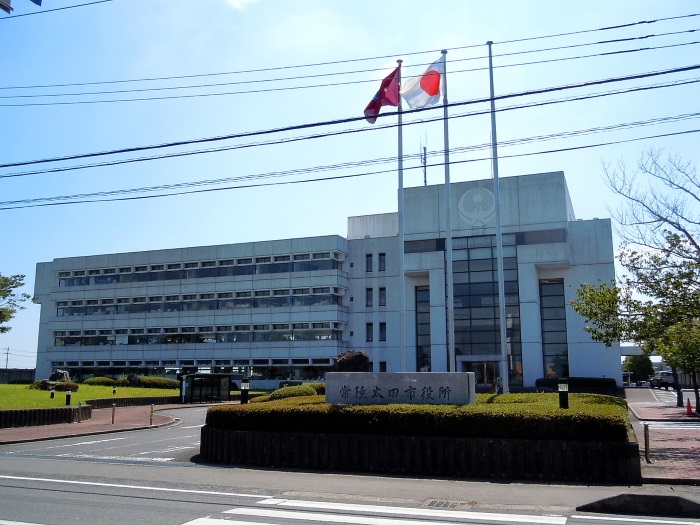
34,172,622,387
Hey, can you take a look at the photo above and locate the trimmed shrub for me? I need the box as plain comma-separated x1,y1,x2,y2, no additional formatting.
137,376,179,389
206,393,630,442
249,395,270,403
268,384,317,401
306,382,325,395
83,376,116,386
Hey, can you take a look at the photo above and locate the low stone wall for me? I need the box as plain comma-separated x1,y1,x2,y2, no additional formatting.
0,405,92,428
200,427,642,483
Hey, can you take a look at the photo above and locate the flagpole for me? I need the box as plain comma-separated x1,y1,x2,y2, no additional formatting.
487,41,509,394
397,59,406,373
441,50,456,373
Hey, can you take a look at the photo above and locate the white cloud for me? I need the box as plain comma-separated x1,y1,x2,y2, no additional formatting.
224,0,259,10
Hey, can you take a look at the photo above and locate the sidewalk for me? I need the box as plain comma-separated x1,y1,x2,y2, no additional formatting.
625,386,700,484
0,403,185,445
1,390,698,485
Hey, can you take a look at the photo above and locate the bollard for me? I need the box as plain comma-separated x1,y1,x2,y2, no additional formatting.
150,404,154,426
558,378,569,409
50,387,55,399
113,387,117,395
240,377,250,405
65,390,72,406
77,401,82,423
112,403,116,424
644,422,651,463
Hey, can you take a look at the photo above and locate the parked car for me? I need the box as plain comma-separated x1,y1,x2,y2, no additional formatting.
650,371,676,389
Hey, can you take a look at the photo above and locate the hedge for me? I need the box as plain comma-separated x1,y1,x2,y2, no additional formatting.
83,377,116,386
206,393,630,442
269,385,317,401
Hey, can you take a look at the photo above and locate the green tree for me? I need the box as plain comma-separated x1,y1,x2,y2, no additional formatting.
660,321,700,411
622,355,655,384
571,150,700,410
0,274,33,334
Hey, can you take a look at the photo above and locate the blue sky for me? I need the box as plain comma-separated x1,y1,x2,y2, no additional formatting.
1,0,698,369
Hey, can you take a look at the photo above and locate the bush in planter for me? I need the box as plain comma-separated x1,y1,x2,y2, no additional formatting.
206,393,630,442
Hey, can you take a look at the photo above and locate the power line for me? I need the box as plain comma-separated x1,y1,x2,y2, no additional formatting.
2,34,698,104
3,115,699,209
4,128,698,211
1,12,696,89
3,75,700,181
0,0,113,19
2,62,698,171
2,26,697,97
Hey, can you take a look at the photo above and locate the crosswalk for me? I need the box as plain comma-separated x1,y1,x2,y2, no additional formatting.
647,421,700,430
182,498,569,525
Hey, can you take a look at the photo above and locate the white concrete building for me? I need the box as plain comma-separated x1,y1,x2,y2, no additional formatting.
34,172,621,387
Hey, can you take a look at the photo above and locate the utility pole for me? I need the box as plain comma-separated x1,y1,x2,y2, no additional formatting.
4,347,9,369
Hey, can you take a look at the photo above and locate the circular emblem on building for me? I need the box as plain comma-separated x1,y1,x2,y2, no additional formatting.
458,188,496,226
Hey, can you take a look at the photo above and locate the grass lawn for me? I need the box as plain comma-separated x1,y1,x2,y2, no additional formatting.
0,384,180,410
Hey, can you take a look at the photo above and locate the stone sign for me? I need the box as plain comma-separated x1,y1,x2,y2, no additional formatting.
326,372,476,405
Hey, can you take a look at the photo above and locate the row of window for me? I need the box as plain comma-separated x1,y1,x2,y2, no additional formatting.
58,259,342,287
56,293,343,317
365,322,387,342
54,328,343,346
52,358,334,368
58,251,340,277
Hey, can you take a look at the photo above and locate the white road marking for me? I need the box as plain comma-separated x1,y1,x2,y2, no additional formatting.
0,475,267,498
227,499,566,524
0,521,46,525
26,437,129,450
181,424,204,429
227,506,567,525
55,453,174,462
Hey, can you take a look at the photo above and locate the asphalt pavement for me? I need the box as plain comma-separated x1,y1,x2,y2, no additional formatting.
0,388,698,485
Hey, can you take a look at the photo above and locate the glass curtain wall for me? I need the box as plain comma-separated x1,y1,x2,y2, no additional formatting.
452,235,523,386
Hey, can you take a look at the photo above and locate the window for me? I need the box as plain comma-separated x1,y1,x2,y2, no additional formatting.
379,253,386,271
274,255,291,262
219,259,234,266
201,261,216,267
200,293,215,299
184,262,198,269
366,322,373,342
379,287,386,306
167,263,181,270
134,266,148,272
150,264,164,271
365,253,373,272
118,267,131,273
365,288,373,307
379,361,387,372
293,254,310,261
255,256,271,263
379,322,387,341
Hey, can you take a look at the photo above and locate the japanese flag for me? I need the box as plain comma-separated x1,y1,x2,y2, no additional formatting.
400,57,445,109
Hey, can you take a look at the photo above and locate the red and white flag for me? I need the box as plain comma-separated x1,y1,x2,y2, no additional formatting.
364,67,400,124
400,57,445,109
